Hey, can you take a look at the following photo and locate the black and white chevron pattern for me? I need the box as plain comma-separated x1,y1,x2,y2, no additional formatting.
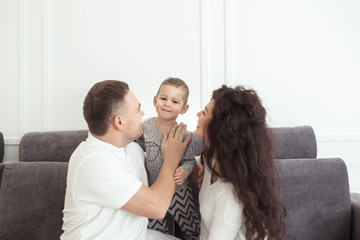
148,185,200,240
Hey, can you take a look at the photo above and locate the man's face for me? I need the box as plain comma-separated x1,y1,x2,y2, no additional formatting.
122,90,144,141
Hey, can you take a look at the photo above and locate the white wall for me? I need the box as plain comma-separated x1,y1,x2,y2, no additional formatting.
1,0,359,192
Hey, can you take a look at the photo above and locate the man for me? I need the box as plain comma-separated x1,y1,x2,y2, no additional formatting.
61,80,192,239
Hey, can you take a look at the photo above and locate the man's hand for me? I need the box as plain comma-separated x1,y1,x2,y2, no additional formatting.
122,124,192,220
161,123,192,168
174,168,186,185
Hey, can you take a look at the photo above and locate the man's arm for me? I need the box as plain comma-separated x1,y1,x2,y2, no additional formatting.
121,123,192,219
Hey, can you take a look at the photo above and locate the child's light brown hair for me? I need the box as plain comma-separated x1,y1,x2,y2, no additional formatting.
156,77,189,104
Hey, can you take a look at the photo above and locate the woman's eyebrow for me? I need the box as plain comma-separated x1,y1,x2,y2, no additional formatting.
205,107,208,112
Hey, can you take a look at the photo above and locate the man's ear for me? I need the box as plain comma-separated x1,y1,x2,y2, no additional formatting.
153,96,157,107
113,115,124,130
180,104,189,115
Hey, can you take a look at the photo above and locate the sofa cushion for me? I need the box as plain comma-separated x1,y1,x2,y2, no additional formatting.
19,130,88,162
276,158,351,240
0,162,68,240
271,125,317,159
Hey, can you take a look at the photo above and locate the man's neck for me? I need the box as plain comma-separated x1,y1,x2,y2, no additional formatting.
155,117,177,135
93,132,129,149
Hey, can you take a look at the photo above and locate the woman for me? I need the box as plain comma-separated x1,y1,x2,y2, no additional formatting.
193,85,286,240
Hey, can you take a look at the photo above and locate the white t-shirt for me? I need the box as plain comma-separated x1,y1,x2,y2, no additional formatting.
61,133,148,240
199,159,246,240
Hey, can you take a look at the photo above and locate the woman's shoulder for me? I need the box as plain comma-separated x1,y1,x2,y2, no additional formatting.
215,178,242,205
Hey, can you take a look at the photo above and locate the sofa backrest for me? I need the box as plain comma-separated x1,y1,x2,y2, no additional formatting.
0,162,68,240
19,130,88,162
271,125,317,159
18,126,316,162
276,158,351,240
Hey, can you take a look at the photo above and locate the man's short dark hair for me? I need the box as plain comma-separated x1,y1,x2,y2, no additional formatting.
83,80,129,136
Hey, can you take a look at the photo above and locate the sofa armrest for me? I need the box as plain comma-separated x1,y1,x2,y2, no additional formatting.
352,193,360,240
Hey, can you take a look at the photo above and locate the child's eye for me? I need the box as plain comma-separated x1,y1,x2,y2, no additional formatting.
202,111,206,116
161,97,166,101
173,100,178,104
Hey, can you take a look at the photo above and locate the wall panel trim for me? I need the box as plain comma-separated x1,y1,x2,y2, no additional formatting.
224,0,234,86
317,134,360,142
200,0,210,108
18,0,28,137
4,137,21,146
42,0,51,131
343,158,360,167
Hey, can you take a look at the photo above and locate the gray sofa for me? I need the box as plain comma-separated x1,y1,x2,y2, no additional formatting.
0,126,359,240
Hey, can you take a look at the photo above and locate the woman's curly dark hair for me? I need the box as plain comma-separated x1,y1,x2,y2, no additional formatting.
202,85,286,240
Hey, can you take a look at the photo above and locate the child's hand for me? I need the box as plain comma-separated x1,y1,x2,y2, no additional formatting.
174,168,186,185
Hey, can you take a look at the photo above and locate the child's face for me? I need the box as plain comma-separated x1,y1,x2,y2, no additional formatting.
153,85,189,121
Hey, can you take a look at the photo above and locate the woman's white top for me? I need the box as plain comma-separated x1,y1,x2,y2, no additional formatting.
198,159,246,240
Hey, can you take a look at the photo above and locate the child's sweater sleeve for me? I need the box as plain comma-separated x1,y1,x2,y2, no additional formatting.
178,138,196,178
192,134,205,156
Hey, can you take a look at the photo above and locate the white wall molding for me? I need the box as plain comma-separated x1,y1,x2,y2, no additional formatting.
4,137,21,146
199,0,210,108
42,0,51,131
199,0,226,106
18,0,28,138
344,158,360,167
317,134,360,142
224,0,234,86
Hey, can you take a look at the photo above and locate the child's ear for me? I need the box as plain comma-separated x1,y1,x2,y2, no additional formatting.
180,104,189,115
153,96,157,107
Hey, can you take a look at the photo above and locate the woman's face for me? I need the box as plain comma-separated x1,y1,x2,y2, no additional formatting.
194,100,215,143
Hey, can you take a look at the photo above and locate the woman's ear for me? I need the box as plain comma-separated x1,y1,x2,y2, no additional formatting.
180,104,189,115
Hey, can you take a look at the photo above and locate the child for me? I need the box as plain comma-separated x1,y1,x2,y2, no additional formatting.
136,78,200,240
